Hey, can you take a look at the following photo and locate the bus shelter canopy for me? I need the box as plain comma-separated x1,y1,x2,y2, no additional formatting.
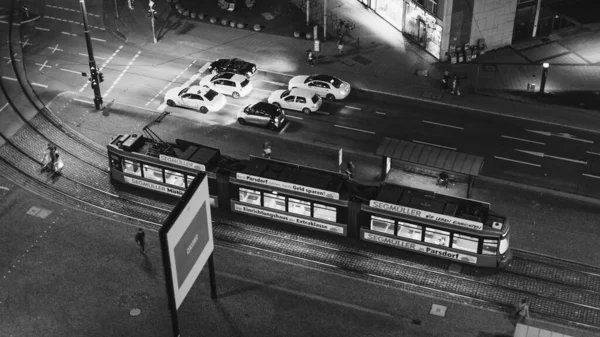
376,138,485,177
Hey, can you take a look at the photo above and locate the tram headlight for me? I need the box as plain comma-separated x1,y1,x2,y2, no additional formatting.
499,235,509,254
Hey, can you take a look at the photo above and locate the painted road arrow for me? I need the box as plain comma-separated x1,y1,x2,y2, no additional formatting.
515,149,588,165
525,129,594,144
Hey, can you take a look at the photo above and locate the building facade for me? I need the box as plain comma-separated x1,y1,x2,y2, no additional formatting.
358,0,519,60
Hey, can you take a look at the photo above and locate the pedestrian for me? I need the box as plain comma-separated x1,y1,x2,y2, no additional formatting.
41,143,53,172
22,5,29,19
450,74,461,96
135,228,146,254
442,71,450,91
53,152,64,174
337,39,344,54
306,50,315,67
49,145,57,170
345,160,355,178
513,298,530,325
262,140,272,159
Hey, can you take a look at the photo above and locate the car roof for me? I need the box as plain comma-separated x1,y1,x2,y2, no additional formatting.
308,74,337,82
289,88,317,96
251,101,279,112
187,85,208,94
214,72,243,80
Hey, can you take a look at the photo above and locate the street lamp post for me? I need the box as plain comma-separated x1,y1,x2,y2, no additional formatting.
540,62,549,94
80,0,103,110
149,1,157,43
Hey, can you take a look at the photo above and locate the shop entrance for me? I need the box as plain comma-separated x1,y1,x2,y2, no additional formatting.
417,19,427,47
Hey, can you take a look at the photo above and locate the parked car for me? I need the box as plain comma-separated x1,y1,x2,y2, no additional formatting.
267,88,323,115
237,102,287,130
199,72,253,99
207,58,257,78
288,74,351,101
164,85,226,113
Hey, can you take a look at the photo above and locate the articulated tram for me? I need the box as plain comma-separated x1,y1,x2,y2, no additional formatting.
108,133,512,268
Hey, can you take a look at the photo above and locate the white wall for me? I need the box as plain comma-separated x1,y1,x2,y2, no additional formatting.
470,0,518,49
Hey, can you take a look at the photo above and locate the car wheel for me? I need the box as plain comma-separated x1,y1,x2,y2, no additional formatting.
326,94,335,101
238,118,247,125
272,102,281,109
200,106,208,113
302,108,312,115
232,91,240,99
166,100,176,107
267,122,277,131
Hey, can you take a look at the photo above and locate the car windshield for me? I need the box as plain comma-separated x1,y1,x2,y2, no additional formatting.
244,105,253,113
205,89,219,101
311,94,320,103
328,77,343,88
241,78,250,87
178,87,189,96
281,90,291,98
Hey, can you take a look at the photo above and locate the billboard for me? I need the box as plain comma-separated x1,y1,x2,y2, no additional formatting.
160,172,214,310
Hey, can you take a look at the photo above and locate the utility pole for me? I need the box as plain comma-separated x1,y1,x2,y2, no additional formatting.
114,0,120,19
532,0,542,37
80,0,103,110
323,0,327,41
149,0,157,43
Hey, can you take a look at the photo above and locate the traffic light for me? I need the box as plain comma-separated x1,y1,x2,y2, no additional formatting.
99,73,104,83
128,0,135,10
91,79,98,88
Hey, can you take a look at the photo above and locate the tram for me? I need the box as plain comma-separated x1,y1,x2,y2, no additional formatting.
107,133,511,268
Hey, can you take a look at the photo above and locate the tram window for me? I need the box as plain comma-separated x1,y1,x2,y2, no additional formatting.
109,155,122,171
482,239,498,255
239,188,261,205
165,169,185,187
371,216,395,235
123,159,141,176
424,228,450,247
186,175,195,188
452,234,478,253
289,198,311,217
314,203,336,222
397,222,422,241
142,164,164,182
264,193,286,211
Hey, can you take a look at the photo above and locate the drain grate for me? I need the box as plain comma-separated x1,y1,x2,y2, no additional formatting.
352,55,372,65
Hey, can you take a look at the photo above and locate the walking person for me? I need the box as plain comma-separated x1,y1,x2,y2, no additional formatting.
306,50,315,67
262,140,272,159
41,143,53,172
22,5,30,19
513,298,530,325
442,71,450,91
337,38,344,54
135,228,146,254
52,152,64,175
450,74,461,96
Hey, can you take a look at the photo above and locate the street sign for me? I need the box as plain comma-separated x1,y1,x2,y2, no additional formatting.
148,0,154,7
313,25,318,40
314,39,320,52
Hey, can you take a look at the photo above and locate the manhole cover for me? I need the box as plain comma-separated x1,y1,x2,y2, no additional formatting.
130,308,141,316
352,55,372,65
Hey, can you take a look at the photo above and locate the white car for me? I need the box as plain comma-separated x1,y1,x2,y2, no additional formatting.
267,88,323,115
199,72,253,98
164,85,226,113
288,74,351,101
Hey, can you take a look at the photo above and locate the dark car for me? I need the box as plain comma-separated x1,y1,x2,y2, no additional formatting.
237,102,287,130
208,58,257,78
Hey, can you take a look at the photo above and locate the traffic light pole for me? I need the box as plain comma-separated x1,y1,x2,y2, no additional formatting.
149,1,157,43
80,0,103,110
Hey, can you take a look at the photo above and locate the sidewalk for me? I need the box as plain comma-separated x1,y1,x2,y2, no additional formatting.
104,0,600,133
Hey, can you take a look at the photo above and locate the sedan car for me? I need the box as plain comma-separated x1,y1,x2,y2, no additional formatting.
237,102,287,130
164,85,226,113
288,74,351,101
207,58,257,78
267,88,322,115
199,72,253,99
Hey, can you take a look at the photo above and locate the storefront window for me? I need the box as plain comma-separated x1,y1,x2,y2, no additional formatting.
371,216,395,235
164,169,185,187
123,159,141,176
264,192,286,211
424,228,450,247
397,221,422,241
314,203,336,222
482,239,498,255
452,234,478,253
240,188,261,205
404,2,442,59
289,198,311,217
142,164,163,182
375,0,404,30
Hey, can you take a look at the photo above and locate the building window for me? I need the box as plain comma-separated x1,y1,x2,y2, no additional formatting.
264,192,286,211
239,188,261,205
424,227,450,247
142,164,163,182
314,203,336,222
452,234,478,253
424,0,438,15
397,221,422,241
482,239,498,255
122,159,141,176
289,198,311,217
371,216,395,235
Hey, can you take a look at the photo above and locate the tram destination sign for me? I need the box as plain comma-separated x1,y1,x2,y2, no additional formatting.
369,200,483,231
236,173,339,200
159,154,206,171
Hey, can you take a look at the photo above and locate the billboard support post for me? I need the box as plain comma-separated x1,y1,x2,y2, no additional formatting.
160,231,181,337
208,254,217,299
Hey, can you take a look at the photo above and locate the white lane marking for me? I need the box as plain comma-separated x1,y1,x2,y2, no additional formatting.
261,80,286,86
345,105,361,110
61,31,76,36
104,51,142,97
198,61,210,74
0,103,8,112
91,37,106,42
3,55,21,63
20,39,31,47
587,151,600,156
226,102,244,108
0,186,9,191
413,140,456,151
156,103,167,111
36,61,52,71
279,122,291,133
286,115,303,120
31,82,48,88
1,76,17,81
526,129,594,144
583,173,600,179
254,88,272,93
48,44,63,53
147,60,198,106
74,98,94,105
335,124,375,135
375,111,386,115
515,149,587,165
60,68,82,74
0,20,20,26
78,52,105,60
494,156,541,167
501,135,545,145
35,26,50,31
422,120,464,130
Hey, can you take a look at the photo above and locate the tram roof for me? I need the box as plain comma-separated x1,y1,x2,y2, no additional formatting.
241,157,346,194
